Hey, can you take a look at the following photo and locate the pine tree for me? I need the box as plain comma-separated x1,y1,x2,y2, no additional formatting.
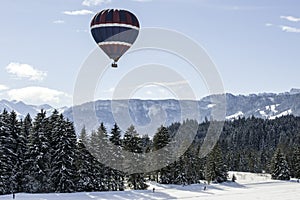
49,111,78,192
152,125,171,183
79,126,88,145
76,139,106,192
293,147,300,179
25,110,51,193
12,113,31,193
0,110,15,194
271,148,290,180
17,114,32,192
109,123,125,191
123,125,148,190
110,123,122,146
86,123,113,191
95,123,113,191
205,143,228,184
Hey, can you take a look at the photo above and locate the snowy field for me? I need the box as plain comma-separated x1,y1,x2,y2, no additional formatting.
2,172,300,200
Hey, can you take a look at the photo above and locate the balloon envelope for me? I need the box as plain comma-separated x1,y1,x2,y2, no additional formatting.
90,9,140,63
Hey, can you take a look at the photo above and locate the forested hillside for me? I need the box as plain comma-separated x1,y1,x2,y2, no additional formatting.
0,109,299,195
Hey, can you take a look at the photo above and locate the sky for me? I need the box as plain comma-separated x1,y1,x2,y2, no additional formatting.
0,0,300,107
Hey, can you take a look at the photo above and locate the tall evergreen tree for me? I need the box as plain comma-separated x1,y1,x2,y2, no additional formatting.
123,125,148,190
25,110,51,193
17,114,32,192
110,123,122,146
271,148,290,180
292,147,300,179
76,140,102,192
49,111,78,192
0,110,16,194
109,123,125,191
79,126,88,145
205,143,228,184
152,126,171,183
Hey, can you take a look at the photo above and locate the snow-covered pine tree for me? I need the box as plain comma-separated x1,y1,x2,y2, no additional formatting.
183,145,203,185
152,125,171,183
140,134,152,153
0,110,17,194
10,112,30,193
86,128,109,191
25,110,51,193
293,147,300,180
79,126,88,145
76,129,103,192
110,123,122,146
172,157,187,185
18,114,32,192
271,148,290,180
205,143,228,184
49,111,78,192
205,151,216,184
109,123,125,191
123,125,148,190
7,111,22,194
95,123,114,191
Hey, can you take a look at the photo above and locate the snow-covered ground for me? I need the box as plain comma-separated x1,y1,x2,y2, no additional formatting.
2,172,300,200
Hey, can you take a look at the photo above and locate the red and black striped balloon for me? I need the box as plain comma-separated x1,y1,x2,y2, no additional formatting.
90,9,140,63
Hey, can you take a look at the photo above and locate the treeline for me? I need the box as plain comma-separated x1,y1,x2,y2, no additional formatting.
0,109,300,195
218,116,300,179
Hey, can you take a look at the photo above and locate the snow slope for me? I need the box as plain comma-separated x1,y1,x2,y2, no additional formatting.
2,172,300,200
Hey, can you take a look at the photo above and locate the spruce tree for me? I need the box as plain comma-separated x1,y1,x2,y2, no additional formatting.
152,125,171,183
0,110,15,194
11,113,31,193
95,123,112,191
25,110,51,193
18,114,32,192
123,125,148,190
271,148,290,180
110,123,122,146
79,126,88,145
293,147,300,179
76,139,102,192
109,123,125,191
49,111,78,192
205,143,228,184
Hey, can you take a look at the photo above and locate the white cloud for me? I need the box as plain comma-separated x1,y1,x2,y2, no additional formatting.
82,0,111,7
280,25,300,33
0,84,9,91
265,23,273,27
5,62,47,81
53,20,65,24
63,9,94,16
7,86,72,107
280,16,300,22
76,29,88,33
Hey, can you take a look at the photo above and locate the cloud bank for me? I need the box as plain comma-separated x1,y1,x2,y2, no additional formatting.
63,10,94,16
6,62,47,81
82,0,111,7
7,86,72,107
280,25,300,33
280,16,300,22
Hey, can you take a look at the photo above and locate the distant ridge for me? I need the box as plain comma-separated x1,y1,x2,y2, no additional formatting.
1,89,300,133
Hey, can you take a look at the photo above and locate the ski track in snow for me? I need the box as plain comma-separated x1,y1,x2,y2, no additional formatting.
2,172,300,200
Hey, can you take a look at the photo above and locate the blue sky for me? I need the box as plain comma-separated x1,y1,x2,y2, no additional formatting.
0,0,300,107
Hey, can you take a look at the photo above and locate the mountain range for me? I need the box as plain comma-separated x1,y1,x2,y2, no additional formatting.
1,89,300,133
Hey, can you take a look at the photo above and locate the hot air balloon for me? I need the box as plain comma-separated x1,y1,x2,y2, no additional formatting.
90,9,140,68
